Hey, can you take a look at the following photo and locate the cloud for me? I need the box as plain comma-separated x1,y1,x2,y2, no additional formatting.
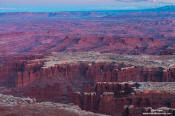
2,0,173,5
116,0,175,3
1,0,175,5
117,0,174,1
0,7,15,10
0,0,117,5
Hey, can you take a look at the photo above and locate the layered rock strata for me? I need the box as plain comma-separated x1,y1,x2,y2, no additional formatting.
0,52,175,115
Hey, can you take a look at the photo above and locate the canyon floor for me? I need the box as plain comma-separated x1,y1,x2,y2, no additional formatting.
0,8,175,116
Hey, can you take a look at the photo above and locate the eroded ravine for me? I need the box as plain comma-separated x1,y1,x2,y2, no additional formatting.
0,52,175,115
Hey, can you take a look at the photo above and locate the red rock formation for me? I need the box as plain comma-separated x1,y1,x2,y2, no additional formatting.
1,11,175,116
0,54,174,103
0,53,175,115
72,82,175,116
1,12,175,56
95,82,136,97
5,61,174,90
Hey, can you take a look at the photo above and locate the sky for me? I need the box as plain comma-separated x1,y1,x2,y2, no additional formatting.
0,0,175,12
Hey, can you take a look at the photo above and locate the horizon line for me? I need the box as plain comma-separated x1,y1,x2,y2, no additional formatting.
1,5,175,13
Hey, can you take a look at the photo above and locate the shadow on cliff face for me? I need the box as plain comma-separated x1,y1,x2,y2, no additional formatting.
0,52,175,115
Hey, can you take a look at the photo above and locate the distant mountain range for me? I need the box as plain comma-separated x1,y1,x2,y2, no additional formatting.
115,5,175,12
0,5,175,13
86,5,175,12
110,5,175,12
144,5,175,11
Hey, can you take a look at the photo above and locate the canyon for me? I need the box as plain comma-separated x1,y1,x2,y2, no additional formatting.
0,9,175,116
0,11,175,56
0,52,175,115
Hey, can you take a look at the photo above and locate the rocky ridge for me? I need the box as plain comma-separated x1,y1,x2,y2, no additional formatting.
0,52,175,115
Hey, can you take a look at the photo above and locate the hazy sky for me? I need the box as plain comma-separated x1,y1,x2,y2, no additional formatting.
0,0,175,12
